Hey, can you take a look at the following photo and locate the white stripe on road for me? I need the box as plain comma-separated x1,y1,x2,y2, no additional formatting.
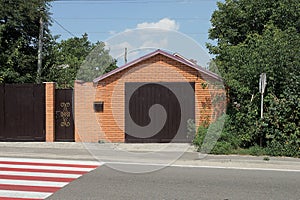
171,164,300,172
0,170,81,178
0,189,52,199
104,161,300,172
0,157,101,200
0,157,101,166
0,178,68,187
0,163,94,172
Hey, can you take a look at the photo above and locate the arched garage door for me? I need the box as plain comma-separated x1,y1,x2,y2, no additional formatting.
125,82,195,143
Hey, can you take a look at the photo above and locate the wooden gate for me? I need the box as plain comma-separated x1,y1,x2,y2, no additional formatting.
55,89,74,141
0,84,45,141
125,82,195,143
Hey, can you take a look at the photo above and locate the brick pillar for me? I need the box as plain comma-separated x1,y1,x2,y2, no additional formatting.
44,82,55,142
74,80,103,142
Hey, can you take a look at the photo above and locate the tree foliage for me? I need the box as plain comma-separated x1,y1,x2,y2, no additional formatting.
208,0,300,48
0,0,52,83
0,1,117,86
76,41,117,82
44,34,117,88
206,0,300,156
44,34,93,88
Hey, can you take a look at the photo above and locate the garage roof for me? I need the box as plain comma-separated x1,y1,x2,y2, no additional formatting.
93,49,222,83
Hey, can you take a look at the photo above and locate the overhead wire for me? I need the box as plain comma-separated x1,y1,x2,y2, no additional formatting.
52,0,213,4
51,17,77,37
53,17,210,21
50,0,212,37
51,30,208,35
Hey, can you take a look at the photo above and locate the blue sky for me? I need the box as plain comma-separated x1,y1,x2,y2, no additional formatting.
49,0,223,67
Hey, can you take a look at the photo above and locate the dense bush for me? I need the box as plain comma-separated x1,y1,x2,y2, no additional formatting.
193,116,239,155
193,114,299,157
203,0,300,158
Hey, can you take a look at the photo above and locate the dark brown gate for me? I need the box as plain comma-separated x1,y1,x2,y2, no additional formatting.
0,84,45,141
55,89,74,141
125,82,195,143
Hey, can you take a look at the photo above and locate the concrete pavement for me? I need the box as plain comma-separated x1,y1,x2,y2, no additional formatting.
0,142,299,172
1,142,298,200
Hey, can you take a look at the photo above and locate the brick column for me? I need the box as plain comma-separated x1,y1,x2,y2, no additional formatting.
44,82,55,142
74,80,103,142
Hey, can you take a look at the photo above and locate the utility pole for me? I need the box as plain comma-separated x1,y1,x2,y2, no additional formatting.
36,12,44,83
124,47,128,64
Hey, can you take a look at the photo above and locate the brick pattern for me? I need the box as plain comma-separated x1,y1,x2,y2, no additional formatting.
74,81,105,142
72,54,225,143
45,82,55,142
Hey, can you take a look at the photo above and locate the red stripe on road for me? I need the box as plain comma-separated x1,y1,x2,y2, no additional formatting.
0,161,99,168
0,167,87,175
0,197,42,200
0,184,60,193
0,174,76,182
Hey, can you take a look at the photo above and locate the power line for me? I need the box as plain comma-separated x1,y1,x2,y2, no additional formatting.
52,0,214,4
53,17,210,21
52,17,77,37
52,31,208,35
54,0,183,2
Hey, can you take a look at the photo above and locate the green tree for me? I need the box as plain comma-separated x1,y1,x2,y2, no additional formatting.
0,0,52,83
45,34,117,88
76,41,117,82
208,0,300,48
207,0,300,156
44,34,93,88
0,1,117,86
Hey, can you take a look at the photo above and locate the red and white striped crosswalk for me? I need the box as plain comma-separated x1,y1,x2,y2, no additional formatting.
0,157,101,199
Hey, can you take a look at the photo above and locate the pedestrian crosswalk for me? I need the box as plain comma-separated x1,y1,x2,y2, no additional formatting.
0,157,101,199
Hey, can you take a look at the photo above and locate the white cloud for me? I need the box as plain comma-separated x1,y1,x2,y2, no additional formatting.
141,38,168,48
105,41,133,58
105,19,181,65
136,18,179,31
109,30,117,35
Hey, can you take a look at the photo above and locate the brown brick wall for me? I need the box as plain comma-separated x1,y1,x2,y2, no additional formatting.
45,82,55,142
74,81,105,142
73,54,226,143
73,54,225,143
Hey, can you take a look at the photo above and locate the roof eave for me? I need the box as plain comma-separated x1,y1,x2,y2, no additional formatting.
93,49,223,83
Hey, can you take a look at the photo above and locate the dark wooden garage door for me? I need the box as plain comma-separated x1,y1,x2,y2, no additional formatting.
55,89,74,142
125,82,195,143
0,84,45,141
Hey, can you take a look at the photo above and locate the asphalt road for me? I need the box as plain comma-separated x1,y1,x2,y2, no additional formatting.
47,164,300,200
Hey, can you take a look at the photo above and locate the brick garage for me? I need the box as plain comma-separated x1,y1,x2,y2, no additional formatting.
74,49,224,143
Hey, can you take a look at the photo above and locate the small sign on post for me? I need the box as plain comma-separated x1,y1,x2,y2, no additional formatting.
259,73,267,94
259,73,267,147
259,73,267,119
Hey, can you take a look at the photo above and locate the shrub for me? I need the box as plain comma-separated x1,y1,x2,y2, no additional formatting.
192,124,208,151
210,141,232,155
193,115,237,155
265,140,300,157
248,145,266,156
